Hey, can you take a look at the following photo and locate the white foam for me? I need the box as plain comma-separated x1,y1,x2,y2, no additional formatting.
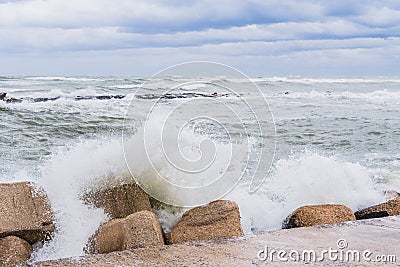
227,151,385,233
15,103,387,261
107,84,142,89
275,89,400,103
28,133,387,262
253,77,400,84
31,138,127,261
25,77,100,82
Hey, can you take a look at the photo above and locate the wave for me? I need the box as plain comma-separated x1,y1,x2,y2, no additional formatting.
229,152,385,233
253,77,400,84
29,137,126,261
24,77,102,82
107,84,142,89
274,89,400,103
1,76,396,262
21,130,386,261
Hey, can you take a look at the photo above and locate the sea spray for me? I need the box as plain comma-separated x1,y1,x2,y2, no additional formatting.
2,76,397,262
29,118,239,260
123,107,249,207
30,138,126,261
29,130,386,261
227,152,386,233
10,113,389,261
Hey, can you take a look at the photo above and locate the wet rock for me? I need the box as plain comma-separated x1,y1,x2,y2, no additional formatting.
167,200,243,244
0,236,33,266
0,182,55,244
355,197,400,220
1,92,125,104
83,183,151,219
86,211,164,254
135,92,231,100
283,204,355,229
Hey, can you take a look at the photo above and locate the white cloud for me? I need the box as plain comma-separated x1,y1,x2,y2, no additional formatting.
355,6,400,27
1,20,398,52
0,0,398,75
0,0,324,29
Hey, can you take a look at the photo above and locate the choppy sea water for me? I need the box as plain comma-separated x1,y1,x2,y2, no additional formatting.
1,76,400,261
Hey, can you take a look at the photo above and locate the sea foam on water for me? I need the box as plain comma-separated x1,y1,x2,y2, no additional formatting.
227,152,385,233
27,129,385,261
1,77,398,262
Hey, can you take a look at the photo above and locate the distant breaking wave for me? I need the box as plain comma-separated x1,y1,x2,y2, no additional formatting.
1,92,235,103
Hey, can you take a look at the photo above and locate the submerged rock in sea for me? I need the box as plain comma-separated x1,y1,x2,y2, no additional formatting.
355,197,400,220
283,204,356,229
86,210,165,254
0,236,33,266
83,183,151,219
167,200,243,244
0,182,55,244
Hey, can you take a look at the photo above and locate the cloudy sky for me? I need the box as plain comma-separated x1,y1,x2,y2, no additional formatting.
0,0,399,76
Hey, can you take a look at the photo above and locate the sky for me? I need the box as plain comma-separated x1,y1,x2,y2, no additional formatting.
0,0,399,77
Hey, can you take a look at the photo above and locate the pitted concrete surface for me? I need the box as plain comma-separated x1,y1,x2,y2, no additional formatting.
32,216,400,267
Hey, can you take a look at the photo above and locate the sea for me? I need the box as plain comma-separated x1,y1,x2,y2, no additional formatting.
1,76,399,261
